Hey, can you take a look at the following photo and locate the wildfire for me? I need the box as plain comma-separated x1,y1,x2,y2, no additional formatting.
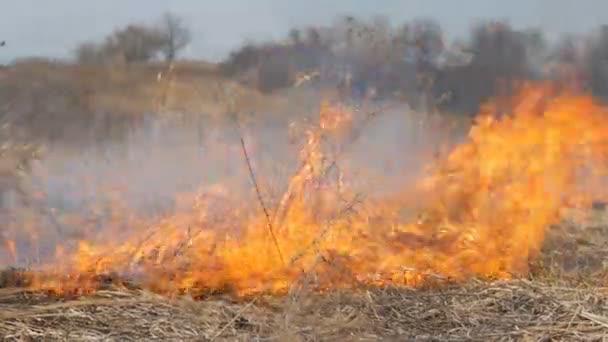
4,83,608,296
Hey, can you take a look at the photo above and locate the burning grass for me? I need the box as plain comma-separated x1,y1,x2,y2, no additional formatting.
13,83,608,295
2,82,608,340
1,206,607,340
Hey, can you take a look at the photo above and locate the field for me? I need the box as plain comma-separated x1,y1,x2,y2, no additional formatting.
0,62,608,341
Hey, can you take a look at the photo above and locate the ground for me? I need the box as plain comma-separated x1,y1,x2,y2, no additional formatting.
0,279,607,341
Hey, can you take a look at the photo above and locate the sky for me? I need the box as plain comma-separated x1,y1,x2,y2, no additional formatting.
0,0,606,63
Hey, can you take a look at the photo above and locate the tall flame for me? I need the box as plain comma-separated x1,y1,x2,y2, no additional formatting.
5,82,608,296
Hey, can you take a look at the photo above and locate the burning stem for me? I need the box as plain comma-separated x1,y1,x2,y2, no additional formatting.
239,137,285,265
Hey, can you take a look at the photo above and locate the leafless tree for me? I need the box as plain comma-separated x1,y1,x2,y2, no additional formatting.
158,12,191,62
105,25,166,63
75,15,189,64
217,14,608,113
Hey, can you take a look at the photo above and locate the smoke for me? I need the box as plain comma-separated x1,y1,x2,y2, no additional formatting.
0,94,470,268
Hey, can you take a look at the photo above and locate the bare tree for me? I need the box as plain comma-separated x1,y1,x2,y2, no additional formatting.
430,21,534,115
106,25,166,63
158,12,191,62
75,22,169,64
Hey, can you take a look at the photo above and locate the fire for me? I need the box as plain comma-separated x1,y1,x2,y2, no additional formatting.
4,83,608,296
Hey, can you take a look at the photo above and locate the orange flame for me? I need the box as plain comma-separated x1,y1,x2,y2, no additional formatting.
6,83,608,296
5,239,16,264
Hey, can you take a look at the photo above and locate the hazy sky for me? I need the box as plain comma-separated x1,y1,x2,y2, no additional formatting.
0,0,606,63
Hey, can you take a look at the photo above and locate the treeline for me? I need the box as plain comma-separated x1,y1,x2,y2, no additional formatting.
75,14,608,115
220,16,608,115
75,13,191,64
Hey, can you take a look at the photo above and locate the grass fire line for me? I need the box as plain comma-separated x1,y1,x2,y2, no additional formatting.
2,82,608,298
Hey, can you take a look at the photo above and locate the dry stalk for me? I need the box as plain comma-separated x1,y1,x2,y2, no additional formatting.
288,193,363,266
272,102,393,232
155,62,176,114
238,136,285,265
210,296,259,340
218,82,286,266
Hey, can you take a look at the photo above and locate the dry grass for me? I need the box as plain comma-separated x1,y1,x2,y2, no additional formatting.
0,61,282,134
0,279,607,341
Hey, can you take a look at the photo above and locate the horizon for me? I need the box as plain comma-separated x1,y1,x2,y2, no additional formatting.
0,0,606,64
